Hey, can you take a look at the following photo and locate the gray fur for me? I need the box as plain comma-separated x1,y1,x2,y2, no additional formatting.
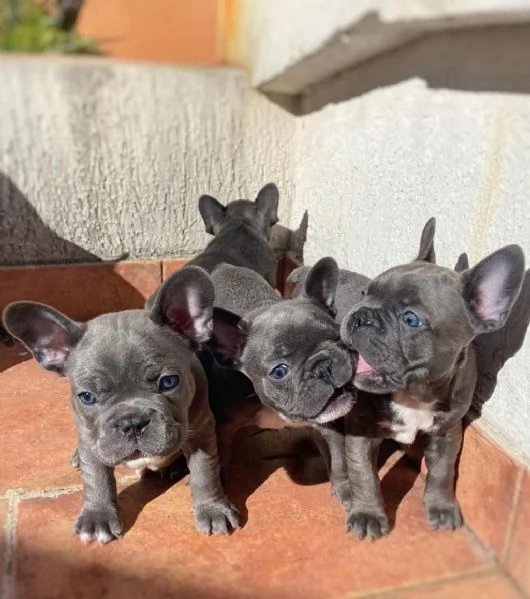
340,220,525,539
2,266,239,543
207,259,357,510
193,183,279,286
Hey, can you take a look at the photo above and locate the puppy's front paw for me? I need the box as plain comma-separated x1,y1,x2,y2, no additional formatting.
194,499,240,535
346,510,389,541
425,501,463,530
331,477,352,512
74,509,123,544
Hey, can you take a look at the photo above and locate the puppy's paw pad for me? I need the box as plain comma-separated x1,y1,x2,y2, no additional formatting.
194,499,240,535
331,478,352,512
74,509,123,544
426,503,463,530
346,511,389,541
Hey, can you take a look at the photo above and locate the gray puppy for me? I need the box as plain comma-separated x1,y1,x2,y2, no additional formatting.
3,267,239,543
339,222,525,540
206,258,357,509
193,183,279,287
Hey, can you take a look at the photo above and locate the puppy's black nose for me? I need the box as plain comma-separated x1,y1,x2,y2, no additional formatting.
115,415,150,438
352,308,379,329
313,359,334,384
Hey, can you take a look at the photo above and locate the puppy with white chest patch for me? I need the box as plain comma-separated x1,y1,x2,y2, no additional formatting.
3,267,239,543
339,219,525,539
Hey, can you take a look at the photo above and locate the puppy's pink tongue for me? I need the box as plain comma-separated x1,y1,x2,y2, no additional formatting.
356,355,376,375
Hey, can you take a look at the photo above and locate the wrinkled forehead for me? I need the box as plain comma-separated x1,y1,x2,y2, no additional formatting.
67,312,189,383
225,200,257,219
247,301,339,357
367,263,461,308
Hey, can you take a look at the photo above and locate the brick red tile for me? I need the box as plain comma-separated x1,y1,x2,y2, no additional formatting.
161,259,189,280
388,572,522,599
456,426,522,557
0,351,78,494
506,470,530,596
13,426,490,599
0,261,161,322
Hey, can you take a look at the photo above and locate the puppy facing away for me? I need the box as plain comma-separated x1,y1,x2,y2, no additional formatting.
3,267,239,543
194,183,280,287
205,258,357,510
339,220,525,539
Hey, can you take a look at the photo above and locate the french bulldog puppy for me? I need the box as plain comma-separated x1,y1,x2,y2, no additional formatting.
193,183,279,287
339,222,525,539
3,267,239,543
206,258,357,510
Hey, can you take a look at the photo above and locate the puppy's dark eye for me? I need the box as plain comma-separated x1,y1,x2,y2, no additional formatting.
269,364,289,380
361,289,366,296
78,392,97,406
402,310,422,328
158,375,179,392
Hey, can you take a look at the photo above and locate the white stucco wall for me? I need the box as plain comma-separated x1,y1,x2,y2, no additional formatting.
289,79,530,464
0,57,295,265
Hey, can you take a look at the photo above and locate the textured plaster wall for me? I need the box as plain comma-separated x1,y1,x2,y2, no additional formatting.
0,58,295,265
227,0,530,92
289,79,530,464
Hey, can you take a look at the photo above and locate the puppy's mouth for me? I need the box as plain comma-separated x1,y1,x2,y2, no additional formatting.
353,354,380,385
352,354,404,394
310,383,356,424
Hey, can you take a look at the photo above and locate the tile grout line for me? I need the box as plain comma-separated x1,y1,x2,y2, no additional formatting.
341,564,499,599
0,474,139,502
501,464,525,564
2,491,20,599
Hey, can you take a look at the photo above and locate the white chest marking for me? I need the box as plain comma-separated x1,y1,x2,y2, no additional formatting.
124,455,173,473
389,401,435,445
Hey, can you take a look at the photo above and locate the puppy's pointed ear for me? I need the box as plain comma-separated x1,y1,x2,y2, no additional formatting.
198,194,226,235
205,307,248,367
150,266,215,346
303,257,338,318
255,183,279,228
461,245,525,333
415,217,436,263
2,302,85,374
454,253,469,272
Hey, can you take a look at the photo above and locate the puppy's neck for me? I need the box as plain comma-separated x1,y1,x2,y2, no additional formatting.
395,346,470,410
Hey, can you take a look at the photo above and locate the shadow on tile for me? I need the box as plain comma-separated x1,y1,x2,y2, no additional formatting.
0,172,147,362
119,462,189,535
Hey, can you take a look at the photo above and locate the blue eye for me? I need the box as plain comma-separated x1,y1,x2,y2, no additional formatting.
269,364,289,380
158,375,180,392
78,392,97,406
402,310,422,328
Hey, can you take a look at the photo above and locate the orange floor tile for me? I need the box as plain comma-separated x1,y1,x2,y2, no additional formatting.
1,260,528,598
1,341,527,599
